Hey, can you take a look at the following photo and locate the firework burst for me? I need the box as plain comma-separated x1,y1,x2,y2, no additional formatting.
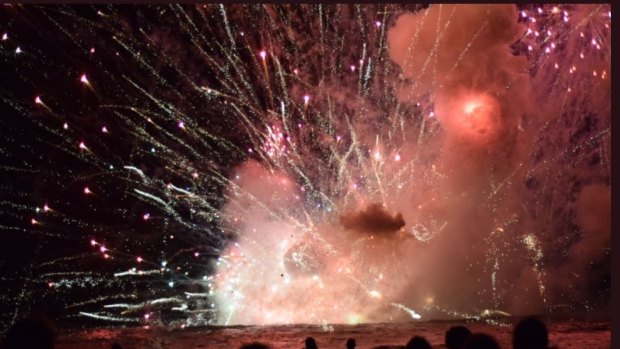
0,4,610,328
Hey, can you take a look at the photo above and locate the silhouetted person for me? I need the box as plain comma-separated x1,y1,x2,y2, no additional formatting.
405,336,432,349
111,344,123,349
513,316,548,349
445,325,472,349
240,342,271,349
463,333,499,349
4,317,54,349
305,337,318,349
346,338,356,349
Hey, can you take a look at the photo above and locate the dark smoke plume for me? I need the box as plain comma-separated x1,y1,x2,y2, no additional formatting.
340,203,406,235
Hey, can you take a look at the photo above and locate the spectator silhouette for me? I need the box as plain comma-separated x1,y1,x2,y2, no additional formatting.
445,325,472,349
463,333,499,349
240,342,271,349
346,338,357,349
513,316,548,349
305,337,319,349
405,336,432,349
111,344,122,349
4,317,55,349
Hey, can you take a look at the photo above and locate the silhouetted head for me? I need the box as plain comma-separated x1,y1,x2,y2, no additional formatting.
305,337,318,349
111,343,123,349
4,317,55,349
463,333,499,349
513,316,548,349
445,325,472,349
240,342,271,349
346,338,356,349
405,336,432,349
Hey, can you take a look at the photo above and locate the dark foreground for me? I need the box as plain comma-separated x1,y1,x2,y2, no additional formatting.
56,319,610,349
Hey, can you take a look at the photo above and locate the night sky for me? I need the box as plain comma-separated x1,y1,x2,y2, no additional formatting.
0,4,611,330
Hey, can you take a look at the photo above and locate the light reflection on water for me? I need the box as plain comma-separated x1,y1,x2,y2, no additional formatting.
58,320,610,349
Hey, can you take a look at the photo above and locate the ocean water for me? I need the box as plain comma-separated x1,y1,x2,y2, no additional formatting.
57,319,610,349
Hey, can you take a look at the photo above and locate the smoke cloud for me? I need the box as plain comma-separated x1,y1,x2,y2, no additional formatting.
340,203,405,235
566,184,611,288
212,4,610,324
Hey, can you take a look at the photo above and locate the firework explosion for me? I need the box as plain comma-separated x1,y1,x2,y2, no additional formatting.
0,4,610,329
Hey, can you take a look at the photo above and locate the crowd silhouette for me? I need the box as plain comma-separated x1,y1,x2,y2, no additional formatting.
1,315,558,349
513,316,549,349
445,326,471,349
405,335,432,349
